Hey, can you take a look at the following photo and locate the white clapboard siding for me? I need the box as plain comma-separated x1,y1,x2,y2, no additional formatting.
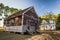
4,26,24,32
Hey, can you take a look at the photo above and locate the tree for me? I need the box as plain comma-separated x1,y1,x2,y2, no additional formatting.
0,3,4,15
41,12,58,21
4,6,10,17
9,8,20,14
56,14,60,30
0,3,4,10
0,3,21,17
38,17,42,25
37,17,42,30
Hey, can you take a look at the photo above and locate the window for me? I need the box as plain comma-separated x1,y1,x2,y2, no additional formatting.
51,26,52,29
46,26,47,28
0,19,2,20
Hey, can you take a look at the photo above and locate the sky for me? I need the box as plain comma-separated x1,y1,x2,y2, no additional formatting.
0,0,60,16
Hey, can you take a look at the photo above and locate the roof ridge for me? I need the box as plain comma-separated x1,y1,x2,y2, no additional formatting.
5,6,34,19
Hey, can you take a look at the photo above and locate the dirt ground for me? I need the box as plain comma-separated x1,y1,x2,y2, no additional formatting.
28,30,60,40
0,31,60,40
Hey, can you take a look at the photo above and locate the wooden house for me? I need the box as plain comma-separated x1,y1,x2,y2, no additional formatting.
3,6,38,34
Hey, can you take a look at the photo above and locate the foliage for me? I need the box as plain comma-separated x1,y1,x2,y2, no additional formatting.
0,3,21,17
38,17,42,25
0,3,4,16
0,3,4,10
9,8,20,14
56,14,60,30
41,12,58,22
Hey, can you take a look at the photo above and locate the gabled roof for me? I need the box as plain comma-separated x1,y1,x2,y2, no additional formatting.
8,7,31,18
41,19,55,24
5,6,36,20
5,6,38,20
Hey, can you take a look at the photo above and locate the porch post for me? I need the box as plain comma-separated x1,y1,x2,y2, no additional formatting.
22,14,24,27
21,13,24,34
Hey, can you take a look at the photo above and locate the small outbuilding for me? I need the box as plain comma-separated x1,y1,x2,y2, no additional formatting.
4,6,38,34
39,19,56,30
